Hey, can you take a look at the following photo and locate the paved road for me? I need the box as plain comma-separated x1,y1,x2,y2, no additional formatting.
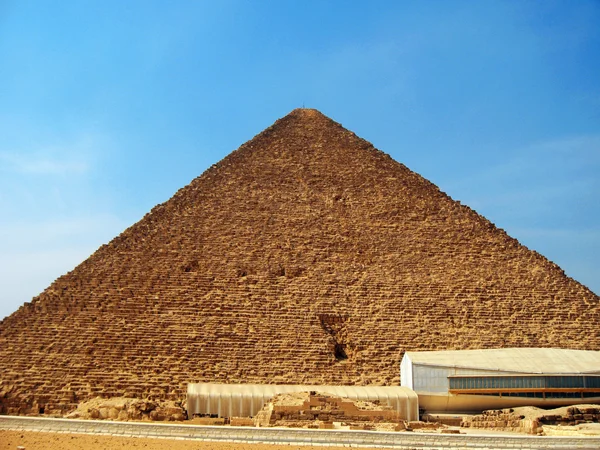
1,416,599,449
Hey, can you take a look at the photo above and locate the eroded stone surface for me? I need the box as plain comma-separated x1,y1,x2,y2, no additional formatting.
0,109,598,415
462,405,600,435
65,397,186,422
253,391,404,431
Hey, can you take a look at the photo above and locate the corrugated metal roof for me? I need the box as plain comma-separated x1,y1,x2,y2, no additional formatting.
187,383,419,421
404,348,600,374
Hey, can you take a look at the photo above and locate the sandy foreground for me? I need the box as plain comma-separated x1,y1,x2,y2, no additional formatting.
0,430,377,450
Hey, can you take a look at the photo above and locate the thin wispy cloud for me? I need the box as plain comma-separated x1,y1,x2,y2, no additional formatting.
0,215,128,251
444,133,600,210
0,152,89,175
0,130,107,176
0,127,116,220
449,134,600,185
436,132,599,295
526,134,600,160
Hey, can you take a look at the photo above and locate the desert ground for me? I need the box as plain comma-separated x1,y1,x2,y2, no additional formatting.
0,430,376,450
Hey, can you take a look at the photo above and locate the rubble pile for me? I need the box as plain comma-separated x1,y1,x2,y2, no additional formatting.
65,397,186,422
253,392,404,431
462,405,600,435
462,408,529,433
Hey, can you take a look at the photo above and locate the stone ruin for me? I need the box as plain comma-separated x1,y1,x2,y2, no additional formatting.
0,108,598,416
462,405,600,435
253,391,405,431
65,397,186,422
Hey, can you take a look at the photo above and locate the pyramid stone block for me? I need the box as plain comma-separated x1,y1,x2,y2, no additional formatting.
0,108,598,415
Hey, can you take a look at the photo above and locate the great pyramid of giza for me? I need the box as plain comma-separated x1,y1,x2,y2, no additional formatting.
1,109,598,416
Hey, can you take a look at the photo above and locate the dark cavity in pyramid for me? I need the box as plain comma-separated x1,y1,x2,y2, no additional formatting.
1,108,598,416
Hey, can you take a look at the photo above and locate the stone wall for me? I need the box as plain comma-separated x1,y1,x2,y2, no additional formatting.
1,109,598,415
253,392,401,430
462,406,600,434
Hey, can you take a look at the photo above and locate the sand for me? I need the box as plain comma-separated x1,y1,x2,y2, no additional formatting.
0,430,377,450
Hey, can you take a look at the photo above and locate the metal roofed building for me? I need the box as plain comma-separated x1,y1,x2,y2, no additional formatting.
400,348,600,413
187,383,419,421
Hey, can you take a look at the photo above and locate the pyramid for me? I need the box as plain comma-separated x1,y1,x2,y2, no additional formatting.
1,109,598,416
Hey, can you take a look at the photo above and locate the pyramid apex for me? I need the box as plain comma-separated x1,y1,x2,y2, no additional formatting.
287,107,330,119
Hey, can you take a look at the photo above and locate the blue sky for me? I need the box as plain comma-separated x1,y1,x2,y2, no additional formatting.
0,0,598,319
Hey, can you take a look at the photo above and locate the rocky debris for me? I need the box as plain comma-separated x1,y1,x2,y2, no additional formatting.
461,404,600,435
65,397,186,422
187,417,226,425
407,420,445,431
253,391,411,431
229,417,255,426
543,423,600,436
422,413,463,426
0,108,598,415
461,408,528,433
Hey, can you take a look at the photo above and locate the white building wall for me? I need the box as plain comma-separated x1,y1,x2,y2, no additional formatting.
412,365,515,394
400,354,413,389
413,365,451,393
